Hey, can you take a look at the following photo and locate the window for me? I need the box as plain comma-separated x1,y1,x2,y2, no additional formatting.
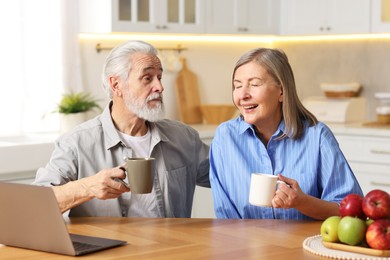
0,0,63,135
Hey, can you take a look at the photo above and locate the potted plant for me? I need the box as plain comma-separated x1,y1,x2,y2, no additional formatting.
55,92,101,133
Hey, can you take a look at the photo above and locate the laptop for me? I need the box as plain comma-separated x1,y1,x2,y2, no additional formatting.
0,182,126,256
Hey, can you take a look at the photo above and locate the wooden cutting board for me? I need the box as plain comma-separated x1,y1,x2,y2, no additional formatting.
175,57,203,124
322,240,390,257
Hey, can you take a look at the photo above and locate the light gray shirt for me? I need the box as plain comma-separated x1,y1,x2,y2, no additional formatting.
33,102,210,218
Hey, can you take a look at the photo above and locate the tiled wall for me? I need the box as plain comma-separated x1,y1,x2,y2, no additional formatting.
275,39,390,121
81,38,390,122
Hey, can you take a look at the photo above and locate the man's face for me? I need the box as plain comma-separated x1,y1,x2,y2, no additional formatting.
122,53,165,122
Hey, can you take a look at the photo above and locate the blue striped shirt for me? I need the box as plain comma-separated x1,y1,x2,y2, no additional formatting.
210,117,363,220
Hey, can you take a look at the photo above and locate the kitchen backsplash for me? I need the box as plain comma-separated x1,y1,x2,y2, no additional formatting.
80,38,390,122
275,39,390,122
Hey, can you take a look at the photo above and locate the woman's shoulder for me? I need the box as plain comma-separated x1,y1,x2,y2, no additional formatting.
307,121,333,133
305,121,338,143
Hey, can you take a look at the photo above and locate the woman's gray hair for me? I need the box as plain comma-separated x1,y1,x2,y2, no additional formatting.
102,40,158,98
232,48,317,140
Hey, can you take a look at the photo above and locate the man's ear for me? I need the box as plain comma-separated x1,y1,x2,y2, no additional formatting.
110,76,122,97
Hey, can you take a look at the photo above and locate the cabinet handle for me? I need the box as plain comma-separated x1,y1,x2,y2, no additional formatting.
326,27,331,31
156,25,168,30
319,27,324,31
370,181,390,188
370,149,390,155
237,27,248,32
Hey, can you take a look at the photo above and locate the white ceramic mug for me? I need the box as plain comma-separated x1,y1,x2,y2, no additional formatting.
249,173,284,207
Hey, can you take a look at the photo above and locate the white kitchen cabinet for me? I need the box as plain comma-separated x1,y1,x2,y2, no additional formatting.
280,0,370,35
191,124,216,218
371,0,390,33
79,0,205,34
335,134,390,195
0,134,56,184
205,0,280,35
191,186,215,218
349,162,390,195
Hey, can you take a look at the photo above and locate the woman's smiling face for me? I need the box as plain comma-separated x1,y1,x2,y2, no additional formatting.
233,61,283,127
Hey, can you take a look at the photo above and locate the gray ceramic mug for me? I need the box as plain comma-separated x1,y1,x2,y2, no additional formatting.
125,157,155,194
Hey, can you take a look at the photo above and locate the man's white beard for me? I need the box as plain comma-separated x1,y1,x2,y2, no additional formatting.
124,92,165,122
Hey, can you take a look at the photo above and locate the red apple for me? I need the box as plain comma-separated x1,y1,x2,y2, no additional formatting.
365,219,390,250
339,194,366,219
362,189,390,220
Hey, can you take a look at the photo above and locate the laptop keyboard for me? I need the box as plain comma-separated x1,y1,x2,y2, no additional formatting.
72,241,102,254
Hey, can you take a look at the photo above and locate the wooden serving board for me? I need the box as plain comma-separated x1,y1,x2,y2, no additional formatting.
175,57,203,124
363,121,390,128
322,241,390,257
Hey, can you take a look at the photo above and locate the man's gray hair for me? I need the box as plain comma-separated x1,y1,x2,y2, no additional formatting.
101,40,158,98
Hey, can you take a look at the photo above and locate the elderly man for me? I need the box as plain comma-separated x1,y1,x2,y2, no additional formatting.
34,40,210,218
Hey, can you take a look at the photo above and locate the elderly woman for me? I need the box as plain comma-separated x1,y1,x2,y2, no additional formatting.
210,48,362,220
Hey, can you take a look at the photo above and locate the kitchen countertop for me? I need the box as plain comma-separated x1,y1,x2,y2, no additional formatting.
2,120,389,147
1,121,389,177
191,121,390,139
190,124,219,138
0,121,385,148
327,122,390,138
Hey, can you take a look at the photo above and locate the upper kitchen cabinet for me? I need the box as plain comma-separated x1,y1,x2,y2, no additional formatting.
205,0,280,35
280,0,370,35
371,0,390,32
79,0,205,34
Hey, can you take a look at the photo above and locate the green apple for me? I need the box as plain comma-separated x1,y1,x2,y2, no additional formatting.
338,216,367,246
321,216,341,242
366,218,374,226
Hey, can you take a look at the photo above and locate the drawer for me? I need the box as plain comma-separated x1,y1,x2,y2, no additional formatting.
350,162,390,195
335,135,390,165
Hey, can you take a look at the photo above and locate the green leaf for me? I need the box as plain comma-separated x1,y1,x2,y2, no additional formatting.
54,92,102,114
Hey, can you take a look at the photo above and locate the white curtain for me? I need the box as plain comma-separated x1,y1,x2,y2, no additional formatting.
61,0,83,94
0,0,82,135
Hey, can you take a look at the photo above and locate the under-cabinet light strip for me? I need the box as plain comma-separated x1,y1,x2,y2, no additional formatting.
79,33,390,44
95,43,188,53
79,33,275,43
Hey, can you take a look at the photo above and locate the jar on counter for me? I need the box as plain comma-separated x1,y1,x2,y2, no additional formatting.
375,92,390,124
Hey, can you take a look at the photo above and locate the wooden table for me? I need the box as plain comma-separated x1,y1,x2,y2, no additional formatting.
0,217,324,259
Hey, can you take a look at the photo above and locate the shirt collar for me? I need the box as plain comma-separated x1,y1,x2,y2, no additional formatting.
237,115,287,139
148,121,169,146
101,101,121,150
